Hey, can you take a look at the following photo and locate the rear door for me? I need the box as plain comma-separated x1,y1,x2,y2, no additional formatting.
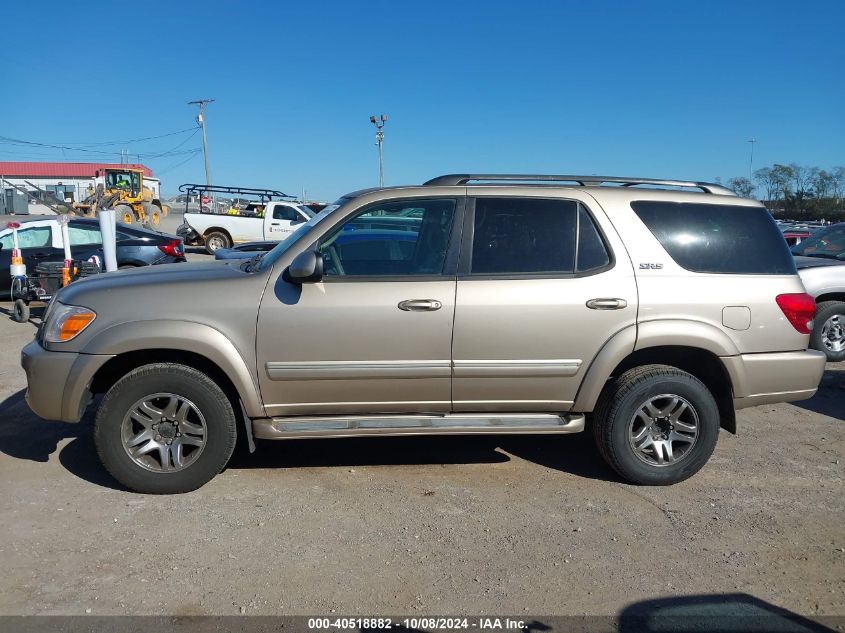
451,191,637,412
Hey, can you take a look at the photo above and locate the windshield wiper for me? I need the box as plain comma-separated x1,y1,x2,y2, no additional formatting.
242,253,265,272
802,252,839,259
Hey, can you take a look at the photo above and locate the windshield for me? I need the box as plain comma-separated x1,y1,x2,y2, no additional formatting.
791,224,845,258
298,205,315,218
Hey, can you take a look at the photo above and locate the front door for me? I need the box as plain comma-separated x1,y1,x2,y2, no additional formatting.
256,197,462,417
451,193,637,412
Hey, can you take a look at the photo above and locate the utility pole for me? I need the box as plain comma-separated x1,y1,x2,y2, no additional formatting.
189,99,215,191
748,138,757,180
370,114,388,187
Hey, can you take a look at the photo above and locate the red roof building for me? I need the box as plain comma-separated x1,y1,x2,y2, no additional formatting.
0,162,153,178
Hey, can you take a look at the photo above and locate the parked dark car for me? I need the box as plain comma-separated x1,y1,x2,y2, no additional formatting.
0,217,185,289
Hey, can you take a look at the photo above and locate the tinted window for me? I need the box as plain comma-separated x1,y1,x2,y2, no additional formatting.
577,204,611,272
791,225,845,259
273,205,300,221
631,201,796,274
471,198,577,274
319,199,455,277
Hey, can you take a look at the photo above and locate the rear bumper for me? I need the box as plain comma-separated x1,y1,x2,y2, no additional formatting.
722,350,827,409
176,223,201,245
21,339,113,422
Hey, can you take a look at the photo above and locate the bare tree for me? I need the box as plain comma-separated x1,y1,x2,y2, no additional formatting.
727,177,755,198
754,167,780,208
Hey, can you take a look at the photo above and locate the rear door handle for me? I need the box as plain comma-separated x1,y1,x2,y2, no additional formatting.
586,298,628,310
398,299,442,312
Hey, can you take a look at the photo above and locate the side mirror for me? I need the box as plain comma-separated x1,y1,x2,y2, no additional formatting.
284,250,323,284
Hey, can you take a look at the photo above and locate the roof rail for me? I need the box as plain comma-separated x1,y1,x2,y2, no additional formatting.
422,174,735,195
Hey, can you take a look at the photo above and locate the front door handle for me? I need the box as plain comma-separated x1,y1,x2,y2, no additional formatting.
586,298,628,310
398,299,442,312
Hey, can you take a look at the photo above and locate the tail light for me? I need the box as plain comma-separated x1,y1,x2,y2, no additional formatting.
158,239,183,257
776,293,815,334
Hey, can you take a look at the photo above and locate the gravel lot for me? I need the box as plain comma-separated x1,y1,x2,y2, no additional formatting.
0,248,842,622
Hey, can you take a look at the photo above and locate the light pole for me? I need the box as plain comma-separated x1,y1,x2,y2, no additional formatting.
189,99,215,191
748,138,757,180
370,114,388,187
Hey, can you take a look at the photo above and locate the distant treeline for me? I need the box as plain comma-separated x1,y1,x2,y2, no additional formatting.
720,164,845,220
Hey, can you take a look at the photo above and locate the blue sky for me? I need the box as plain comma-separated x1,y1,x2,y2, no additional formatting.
1,0,843,199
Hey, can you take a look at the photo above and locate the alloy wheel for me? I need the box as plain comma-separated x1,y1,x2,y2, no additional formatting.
628,394,699,467
120,393,207,473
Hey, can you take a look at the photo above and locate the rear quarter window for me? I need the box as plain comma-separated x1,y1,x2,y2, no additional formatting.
631,201,796,275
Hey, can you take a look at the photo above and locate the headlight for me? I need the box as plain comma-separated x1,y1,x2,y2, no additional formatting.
43,303,97,343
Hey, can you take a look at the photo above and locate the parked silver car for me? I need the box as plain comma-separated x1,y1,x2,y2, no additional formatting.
21,174,827,493
792,222,845,361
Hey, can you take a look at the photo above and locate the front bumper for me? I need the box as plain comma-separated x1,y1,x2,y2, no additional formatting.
722,349,828,409
21,339,113,422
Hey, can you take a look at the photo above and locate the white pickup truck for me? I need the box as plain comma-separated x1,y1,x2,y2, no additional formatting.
178,200,314,254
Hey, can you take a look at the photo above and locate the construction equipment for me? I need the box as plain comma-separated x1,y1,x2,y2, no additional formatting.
72,168,169,227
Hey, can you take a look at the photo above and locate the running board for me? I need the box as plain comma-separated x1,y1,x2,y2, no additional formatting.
252,413,585,440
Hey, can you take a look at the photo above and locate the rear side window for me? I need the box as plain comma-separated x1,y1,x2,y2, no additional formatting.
470,198,611,275
631,201,796,274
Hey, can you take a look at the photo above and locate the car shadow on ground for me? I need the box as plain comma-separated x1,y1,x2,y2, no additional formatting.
792,365,845,421
617,592,838,633
227,427,622,482
0,387,620,491
0,389,123,490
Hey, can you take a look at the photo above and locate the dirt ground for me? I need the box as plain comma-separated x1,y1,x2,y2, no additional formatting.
0,287,842,622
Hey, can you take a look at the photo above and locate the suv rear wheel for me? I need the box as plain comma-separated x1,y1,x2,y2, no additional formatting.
593,364,720,485
94,363,237,494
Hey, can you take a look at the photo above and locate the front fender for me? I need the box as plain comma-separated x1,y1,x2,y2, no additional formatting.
79,320,265,418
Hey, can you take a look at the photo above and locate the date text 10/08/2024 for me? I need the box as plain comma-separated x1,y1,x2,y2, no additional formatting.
307,617,527,630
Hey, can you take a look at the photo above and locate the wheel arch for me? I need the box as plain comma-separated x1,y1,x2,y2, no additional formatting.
203,227,232,241
815,292,845,304
573,325,737,433
83,321,264,419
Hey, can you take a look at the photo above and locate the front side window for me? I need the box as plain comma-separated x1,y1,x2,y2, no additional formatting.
67,226,103,246
273,205,300,221
318,199,456,277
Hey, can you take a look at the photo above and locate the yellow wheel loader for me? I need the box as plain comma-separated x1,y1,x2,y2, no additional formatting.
72,168,169,228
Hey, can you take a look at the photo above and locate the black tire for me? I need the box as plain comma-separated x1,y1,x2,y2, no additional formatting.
116,204,134,226
11,299,29,323
94,363,237,494
204,231,231,254
810,300,845,362
592,364,720,485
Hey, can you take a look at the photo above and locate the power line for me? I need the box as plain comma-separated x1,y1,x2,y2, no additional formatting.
70,127,198,147
0,127,198,150
155,151,201,176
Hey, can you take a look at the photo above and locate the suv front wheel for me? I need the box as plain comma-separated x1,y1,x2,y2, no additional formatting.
593,364,720,485
94,363,237,494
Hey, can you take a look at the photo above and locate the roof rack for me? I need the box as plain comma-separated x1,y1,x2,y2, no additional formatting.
178,183,293,201
422,174,734,195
